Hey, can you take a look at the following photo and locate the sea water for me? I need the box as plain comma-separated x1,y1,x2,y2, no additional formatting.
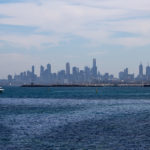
0,87,150,150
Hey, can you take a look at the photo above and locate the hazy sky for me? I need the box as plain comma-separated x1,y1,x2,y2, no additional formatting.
0,0,150,78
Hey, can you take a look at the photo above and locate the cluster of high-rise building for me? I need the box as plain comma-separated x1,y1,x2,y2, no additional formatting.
1,59,150,86
119,63,150,82
5,59,114,86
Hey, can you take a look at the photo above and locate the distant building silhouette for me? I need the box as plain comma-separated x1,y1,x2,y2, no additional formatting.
4,59,150,86
139,63,143,77
119,68,134,82
91,58,97,78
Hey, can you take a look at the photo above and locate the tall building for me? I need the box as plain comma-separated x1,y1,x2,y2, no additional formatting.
84,66,90,82
93,58,96,68
139,63,143,77
124,68,128,75
47,64,51,74
66,62,70,76
146,65,150,80
31,65,36,82
32,65,35,75
40,65,44,78
92,58,97,78
119,68,131,81
72,67,79,83
57,70,65,84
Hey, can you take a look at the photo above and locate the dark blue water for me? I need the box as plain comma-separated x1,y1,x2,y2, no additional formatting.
1,86,150,99
0,87,150,150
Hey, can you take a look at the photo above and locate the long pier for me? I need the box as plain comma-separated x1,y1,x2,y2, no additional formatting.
21,84,150,87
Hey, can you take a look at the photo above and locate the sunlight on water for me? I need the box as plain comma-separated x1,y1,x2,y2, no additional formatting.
0,98,150,149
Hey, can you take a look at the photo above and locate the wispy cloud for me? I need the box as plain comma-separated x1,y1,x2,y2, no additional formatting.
0,0,150,49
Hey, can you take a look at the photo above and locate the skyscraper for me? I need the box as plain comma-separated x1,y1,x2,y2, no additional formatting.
92,58,97,78
47,64,51,74
146,65,150,80
66,62,70,76
31,65,35,81
119,68,129,81
32,65,35,75
84,66,90,82
40,65,44,78
93,58,96,68
72,67,79,83
124,68,128,75
139,63,143,77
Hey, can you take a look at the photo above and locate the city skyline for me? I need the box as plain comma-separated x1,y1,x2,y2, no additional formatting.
1,59,150,79
1,0,150,78
1,58,150,86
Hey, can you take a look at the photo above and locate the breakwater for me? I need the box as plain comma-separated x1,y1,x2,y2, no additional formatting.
21,83,150,87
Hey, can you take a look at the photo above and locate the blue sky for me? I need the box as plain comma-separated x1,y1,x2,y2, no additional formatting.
0,0,150,78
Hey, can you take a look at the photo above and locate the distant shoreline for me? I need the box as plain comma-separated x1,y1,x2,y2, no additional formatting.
21,84,150,87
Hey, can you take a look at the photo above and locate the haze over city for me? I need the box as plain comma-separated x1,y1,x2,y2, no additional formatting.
1,0,150,78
